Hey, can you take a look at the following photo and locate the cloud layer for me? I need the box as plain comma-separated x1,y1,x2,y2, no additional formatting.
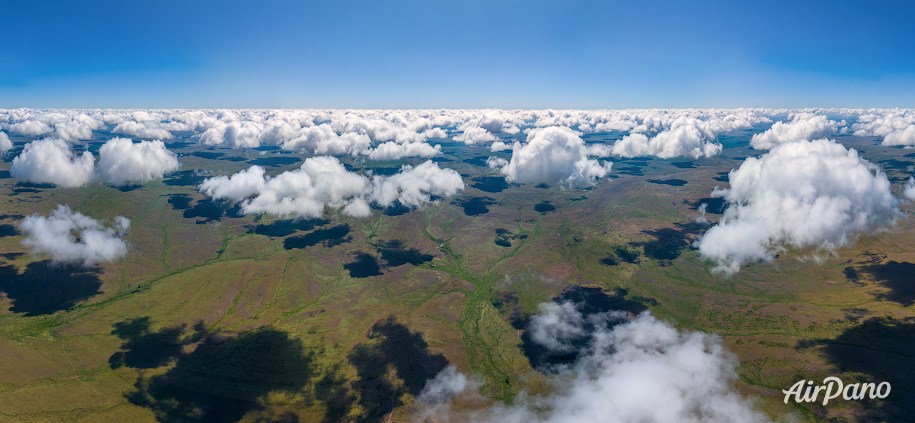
697,139,898,274
20,205,130,266
750,113,843,150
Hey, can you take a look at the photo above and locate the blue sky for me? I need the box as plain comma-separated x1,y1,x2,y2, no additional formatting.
2,0,914,108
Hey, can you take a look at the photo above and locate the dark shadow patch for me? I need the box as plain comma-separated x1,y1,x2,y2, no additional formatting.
647,178,687,187
534,183,550,189
367,167,400,176
692,197,727,214
534,201,556,214
166,194,193,211
862,261,915,306
16,181,56,189
462,156,490,167
116,184,143,192
348,317,448,422
0,261,102,316
254,219,328,238
670,161,696,169
518,286,653,371
381,201,412,217
713,171,730,182
283,225,352,249
471,176,510,193
455,196,496,216
430,157,454,163
189,151,225,160
494,228,525,248
0,224,18,237
164,170,208,187
812,317,915,421
127,328,317,423
0,170,11,179
844,267,861,284
247,156,301,167
182,198,244,224
599,256,618,266
634,223,704,263
344,253,382,278
109,317,206,370
223,155,249,162
613,246,640,264
375,240,433,267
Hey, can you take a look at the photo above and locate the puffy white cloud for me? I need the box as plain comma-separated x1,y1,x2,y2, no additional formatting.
495,127,611,187
279,124,372,155
20,205,130,266
200,156,370,218
199,157,463,218
904,177,915,201
454,126,499,144
851,109,915,146
883,125,915,147
97,138,180,185
366,141,441,161
10,138,96,188
112,120,174,140
9,120,52,137
750,114,844,149
610,117,723,159
697,139,899,274
370,160,464,208
0,131,11,153
417,300,770,423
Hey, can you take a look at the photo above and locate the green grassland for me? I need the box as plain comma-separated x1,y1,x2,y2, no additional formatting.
0,134,913,422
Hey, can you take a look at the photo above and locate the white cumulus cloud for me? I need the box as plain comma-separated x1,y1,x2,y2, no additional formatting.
199,156,464,218
750,113,844,150
0,131,11,153
416,299,770,423
495,126,611,187
11,138,96,188
97,138,181,185
697,139,899,274
20,205,130,266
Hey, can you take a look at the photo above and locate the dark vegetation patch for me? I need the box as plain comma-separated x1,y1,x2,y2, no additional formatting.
0,261,102,316
534,201,556,214
647,178,687,186
347,317,448,422
284,225,352,249
471,176,510,193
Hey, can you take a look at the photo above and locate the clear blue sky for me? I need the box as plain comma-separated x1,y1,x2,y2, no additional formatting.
2,0,914,108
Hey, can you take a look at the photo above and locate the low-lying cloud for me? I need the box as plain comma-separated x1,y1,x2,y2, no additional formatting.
20,205,130,266
199,156,464,218
697,139,898,274
494,126,611,187
416,300,770,423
